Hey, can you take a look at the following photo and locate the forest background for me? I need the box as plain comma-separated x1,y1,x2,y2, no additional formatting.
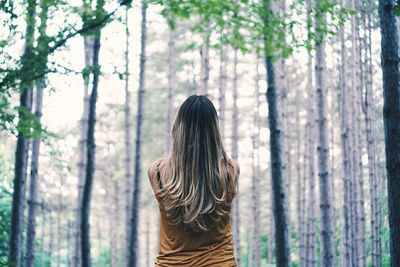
1,0,400,267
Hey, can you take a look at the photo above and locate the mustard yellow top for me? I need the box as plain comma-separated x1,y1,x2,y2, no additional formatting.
149,159,238,267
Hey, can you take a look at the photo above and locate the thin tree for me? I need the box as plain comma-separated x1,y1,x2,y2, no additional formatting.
231,48,241,267
200,35,209,95
350,2,366,264
314,1,334,266
250,55,261,267
378,0,400,266
338,7,352,265
263,0,291,265
363,3,382,265
166,26,175,154
305,49,316,267
127,1,147,266
80,0,105,265
75,1,93,264
123,5,133,266
8,1,36,265
25,2,49,266
218,44,227,138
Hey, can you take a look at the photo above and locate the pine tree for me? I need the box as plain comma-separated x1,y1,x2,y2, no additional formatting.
128,1,147,266
378,0,400,265
8,1,36,265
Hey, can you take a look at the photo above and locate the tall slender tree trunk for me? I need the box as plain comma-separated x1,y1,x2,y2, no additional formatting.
275,0,291,228
314,2,334,266
350,4,366,265
123,6,133,266
363,7,382,266
166,26,175,154
127,1,147,266
338,14,352,266
231,49,241,267
80,1,104,266
219,44,227,138
305,51,316,267
251,56,261,267
378,0,400,266
25,1,48,266
75,5,93,264
295,66,304,267
200,36,209,96
8,1,36,265
263,2,291,266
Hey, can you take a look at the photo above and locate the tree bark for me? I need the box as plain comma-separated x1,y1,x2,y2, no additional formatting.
378,0,400,266
263,2,291,266
363,6,382,266
124,6,133,266
8,1,36,265
338,13,353,266
314,2,334,266
351,4,366,264
200,36,209,96
251,55,261,267
127,1,147,266
75,1,93,264
219,44,227,139
80,0,104,266
166,26,175,154
231,49,241,267
25,1,48,266
305,51,316,267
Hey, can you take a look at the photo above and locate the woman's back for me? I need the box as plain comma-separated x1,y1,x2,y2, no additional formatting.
149,158,239,267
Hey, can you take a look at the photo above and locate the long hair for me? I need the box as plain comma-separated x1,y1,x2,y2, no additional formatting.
158,95,236,232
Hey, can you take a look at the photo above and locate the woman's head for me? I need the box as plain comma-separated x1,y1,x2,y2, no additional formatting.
159,95,235,231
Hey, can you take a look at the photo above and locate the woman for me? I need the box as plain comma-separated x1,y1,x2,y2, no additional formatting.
148,95,240,267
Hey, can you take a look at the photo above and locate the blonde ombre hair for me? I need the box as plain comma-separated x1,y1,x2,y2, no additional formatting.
158,95,237,232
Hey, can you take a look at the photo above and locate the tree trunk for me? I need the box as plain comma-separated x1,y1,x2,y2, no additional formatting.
200,36,209,96
8,1,36,265
80,1,104,266
25,2,48,266
338,14,353,266
314,2,334,266
295,63,303,267
351,4,366,265
123,6,133,266
127,1,147,266
378,0,400,266
305,51,316,267
166,26,175,154
219,44,227,139
251,55,261,267
75,4,93,265
231,49,241,267
263,2,291,266
363,6,382,266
